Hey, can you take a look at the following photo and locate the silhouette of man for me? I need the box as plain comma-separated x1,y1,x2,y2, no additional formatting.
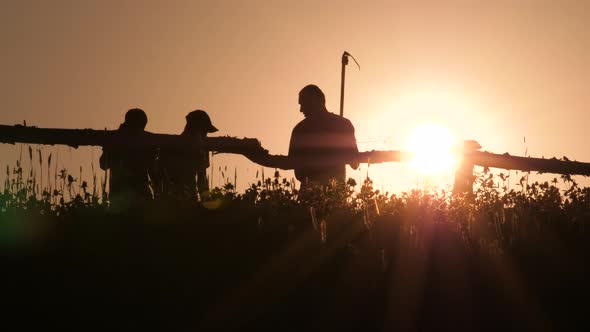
156,110,218,201
100,108,155,205
288,85,359,187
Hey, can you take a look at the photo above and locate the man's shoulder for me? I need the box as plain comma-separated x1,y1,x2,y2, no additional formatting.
293,112,355,133
324,112,354,130
292,118,312,132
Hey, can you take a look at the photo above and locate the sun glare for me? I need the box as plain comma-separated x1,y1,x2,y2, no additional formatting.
404,124,458,175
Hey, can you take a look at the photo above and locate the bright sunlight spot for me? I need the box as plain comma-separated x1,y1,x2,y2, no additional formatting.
404,124,458,175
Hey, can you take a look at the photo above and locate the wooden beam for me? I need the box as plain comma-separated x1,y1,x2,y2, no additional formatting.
468,151,590,177
1,124,589,176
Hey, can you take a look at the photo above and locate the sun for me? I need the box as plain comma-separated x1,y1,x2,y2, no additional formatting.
404,124,458,175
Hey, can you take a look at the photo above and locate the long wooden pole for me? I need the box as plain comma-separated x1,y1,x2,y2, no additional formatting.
468,151,590,176
0,124,264,155
1,124,589,176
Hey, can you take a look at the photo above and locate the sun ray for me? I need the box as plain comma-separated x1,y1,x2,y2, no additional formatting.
404,124,458,175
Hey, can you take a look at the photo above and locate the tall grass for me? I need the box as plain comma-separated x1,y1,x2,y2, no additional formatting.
2,150,588,331
1,152,588,244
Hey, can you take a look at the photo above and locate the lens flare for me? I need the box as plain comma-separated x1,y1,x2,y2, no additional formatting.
404,124,458,175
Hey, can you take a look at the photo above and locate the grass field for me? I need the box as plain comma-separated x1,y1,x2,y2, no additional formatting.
1,157,589,331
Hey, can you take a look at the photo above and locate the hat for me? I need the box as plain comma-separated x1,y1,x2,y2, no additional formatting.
186,110,218,133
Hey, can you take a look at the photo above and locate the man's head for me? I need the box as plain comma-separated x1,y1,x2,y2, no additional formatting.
184,110,218,136
299,85,326,118
121,108,148,131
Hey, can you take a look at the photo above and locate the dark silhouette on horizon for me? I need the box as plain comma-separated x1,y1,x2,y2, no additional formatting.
99,108,156,206
154,110,218,201
289,85,359,187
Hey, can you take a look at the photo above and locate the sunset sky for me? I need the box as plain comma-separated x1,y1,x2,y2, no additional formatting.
2,0,589,192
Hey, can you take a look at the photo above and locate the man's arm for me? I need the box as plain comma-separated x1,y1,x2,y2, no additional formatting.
99,148,110,170
196,167,209,195
196,143,210,195
288,125,309,182
345,120,359,170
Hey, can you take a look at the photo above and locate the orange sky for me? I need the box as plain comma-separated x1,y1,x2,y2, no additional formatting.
2,0,590,192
